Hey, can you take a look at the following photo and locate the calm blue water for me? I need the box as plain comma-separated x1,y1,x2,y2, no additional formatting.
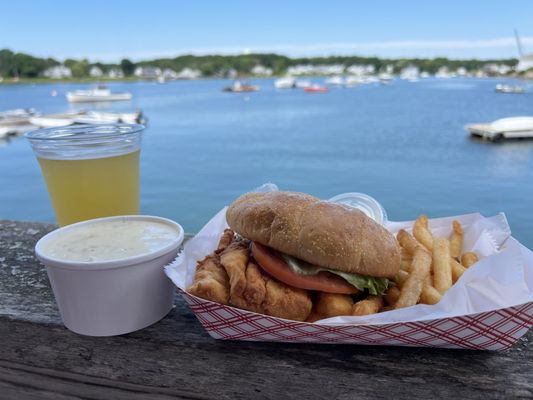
1,78,532,247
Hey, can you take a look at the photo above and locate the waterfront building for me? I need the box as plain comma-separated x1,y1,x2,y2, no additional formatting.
176,68,202,79
161,68,178,79
107,68,124,79
89,66,103,78
42,65,72,79
134,66,162,78
250,65,273,76
346,64,375,76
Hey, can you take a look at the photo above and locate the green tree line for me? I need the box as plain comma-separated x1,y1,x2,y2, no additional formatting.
0,48,519,79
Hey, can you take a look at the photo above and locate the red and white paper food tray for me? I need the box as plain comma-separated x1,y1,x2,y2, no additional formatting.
165,205,533,351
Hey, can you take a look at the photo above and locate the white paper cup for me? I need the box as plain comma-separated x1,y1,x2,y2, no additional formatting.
35,215,184,336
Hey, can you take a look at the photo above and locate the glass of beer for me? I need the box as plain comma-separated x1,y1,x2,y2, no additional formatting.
26,124,144,226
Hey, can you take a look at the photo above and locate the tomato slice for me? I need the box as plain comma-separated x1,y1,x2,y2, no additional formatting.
251,242,358,294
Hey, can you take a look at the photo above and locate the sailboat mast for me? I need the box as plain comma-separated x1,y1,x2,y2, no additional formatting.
514,29,524,57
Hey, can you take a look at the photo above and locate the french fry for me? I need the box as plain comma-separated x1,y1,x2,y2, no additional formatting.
384,286,401,306
401,247,413,263
420,285,442,305
400,259,412,272
461,252,479,268
451,258,466,283
424,273,433,288
450,220,463,260
433,237,453,294
395,248,431,309
397,229,421,255
395,270,409,287
413,215,434,251
352,295,383,316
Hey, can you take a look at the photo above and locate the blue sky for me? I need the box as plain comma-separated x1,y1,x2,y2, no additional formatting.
1,0,532,61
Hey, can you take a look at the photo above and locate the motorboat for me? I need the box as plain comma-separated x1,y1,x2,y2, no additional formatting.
29,111,85,127
0,108,40,137
29,110,145,128
73,110,145,125
304,85,329,93
378,73,393,84
66,85,133,102
495,84,526,94
274,77,296,89
465,116,533,141
345,76,379,86
0,124,35,139
223,81,259,92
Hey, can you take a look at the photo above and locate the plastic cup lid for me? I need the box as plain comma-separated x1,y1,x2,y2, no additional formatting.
328,192,388,225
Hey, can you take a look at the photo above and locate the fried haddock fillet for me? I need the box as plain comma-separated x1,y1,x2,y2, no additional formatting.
218,238,312,321
215,229,235,253
187,255,230,305
189,232,312,321
220,241,250,303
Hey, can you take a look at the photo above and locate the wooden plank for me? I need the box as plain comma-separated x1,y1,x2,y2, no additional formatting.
0,220,532,399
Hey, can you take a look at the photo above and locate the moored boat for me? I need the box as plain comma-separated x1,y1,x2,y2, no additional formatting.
274,77,296,89
303,85,329,93
29,110,145,128
223,81,259,92
495,84,526,94
66,85,133,102
465,116,533,141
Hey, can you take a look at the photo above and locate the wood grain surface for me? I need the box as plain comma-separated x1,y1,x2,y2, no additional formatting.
0,220,532,400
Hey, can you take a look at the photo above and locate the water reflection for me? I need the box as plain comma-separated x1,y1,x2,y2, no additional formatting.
487,141,533,177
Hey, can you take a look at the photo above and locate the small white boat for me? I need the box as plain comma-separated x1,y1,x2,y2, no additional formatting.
378,73,393,84
30,110,145,128
73,110,145,125
223,81,259,92
274,77,296,89
29,111,83,128
0,109,40,137
66,85,133,102
345,76,380,86
465,116,533,141
495,84,526,94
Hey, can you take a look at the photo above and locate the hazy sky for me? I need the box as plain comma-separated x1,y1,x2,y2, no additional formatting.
1,0,532,62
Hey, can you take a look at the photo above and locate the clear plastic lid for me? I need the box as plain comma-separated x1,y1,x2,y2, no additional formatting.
25,123,144,160
328,192,388,225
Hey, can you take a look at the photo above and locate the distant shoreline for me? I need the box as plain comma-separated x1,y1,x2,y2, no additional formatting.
0,75,530,85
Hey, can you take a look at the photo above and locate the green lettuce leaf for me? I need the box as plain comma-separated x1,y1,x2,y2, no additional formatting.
281,253,392,296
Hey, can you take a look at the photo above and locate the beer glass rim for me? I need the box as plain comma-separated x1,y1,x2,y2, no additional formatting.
25,123,145,142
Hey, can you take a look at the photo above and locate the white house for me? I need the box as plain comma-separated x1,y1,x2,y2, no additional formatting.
250,65,273,76
287,64,345,76
346,64,375,76
134,66,161,78
89,66,103,78
43,65,72,79
161,68,178,79
176,68,202,79
107,68,124,79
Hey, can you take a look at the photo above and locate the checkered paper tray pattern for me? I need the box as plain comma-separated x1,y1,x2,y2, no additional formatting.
180,291,533,350
165,203,533,351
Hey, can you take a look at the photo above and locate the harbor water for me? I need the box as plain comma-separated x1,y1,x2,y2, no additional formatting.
0,78,532,247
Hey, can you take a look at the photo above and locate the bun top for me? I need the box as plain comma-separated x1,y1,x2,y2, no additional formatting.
226,191,400,277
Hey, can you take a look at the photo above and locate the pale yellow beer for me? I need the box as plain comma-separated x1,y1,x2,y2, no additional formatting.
38,150,140,226
26,124,144,227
